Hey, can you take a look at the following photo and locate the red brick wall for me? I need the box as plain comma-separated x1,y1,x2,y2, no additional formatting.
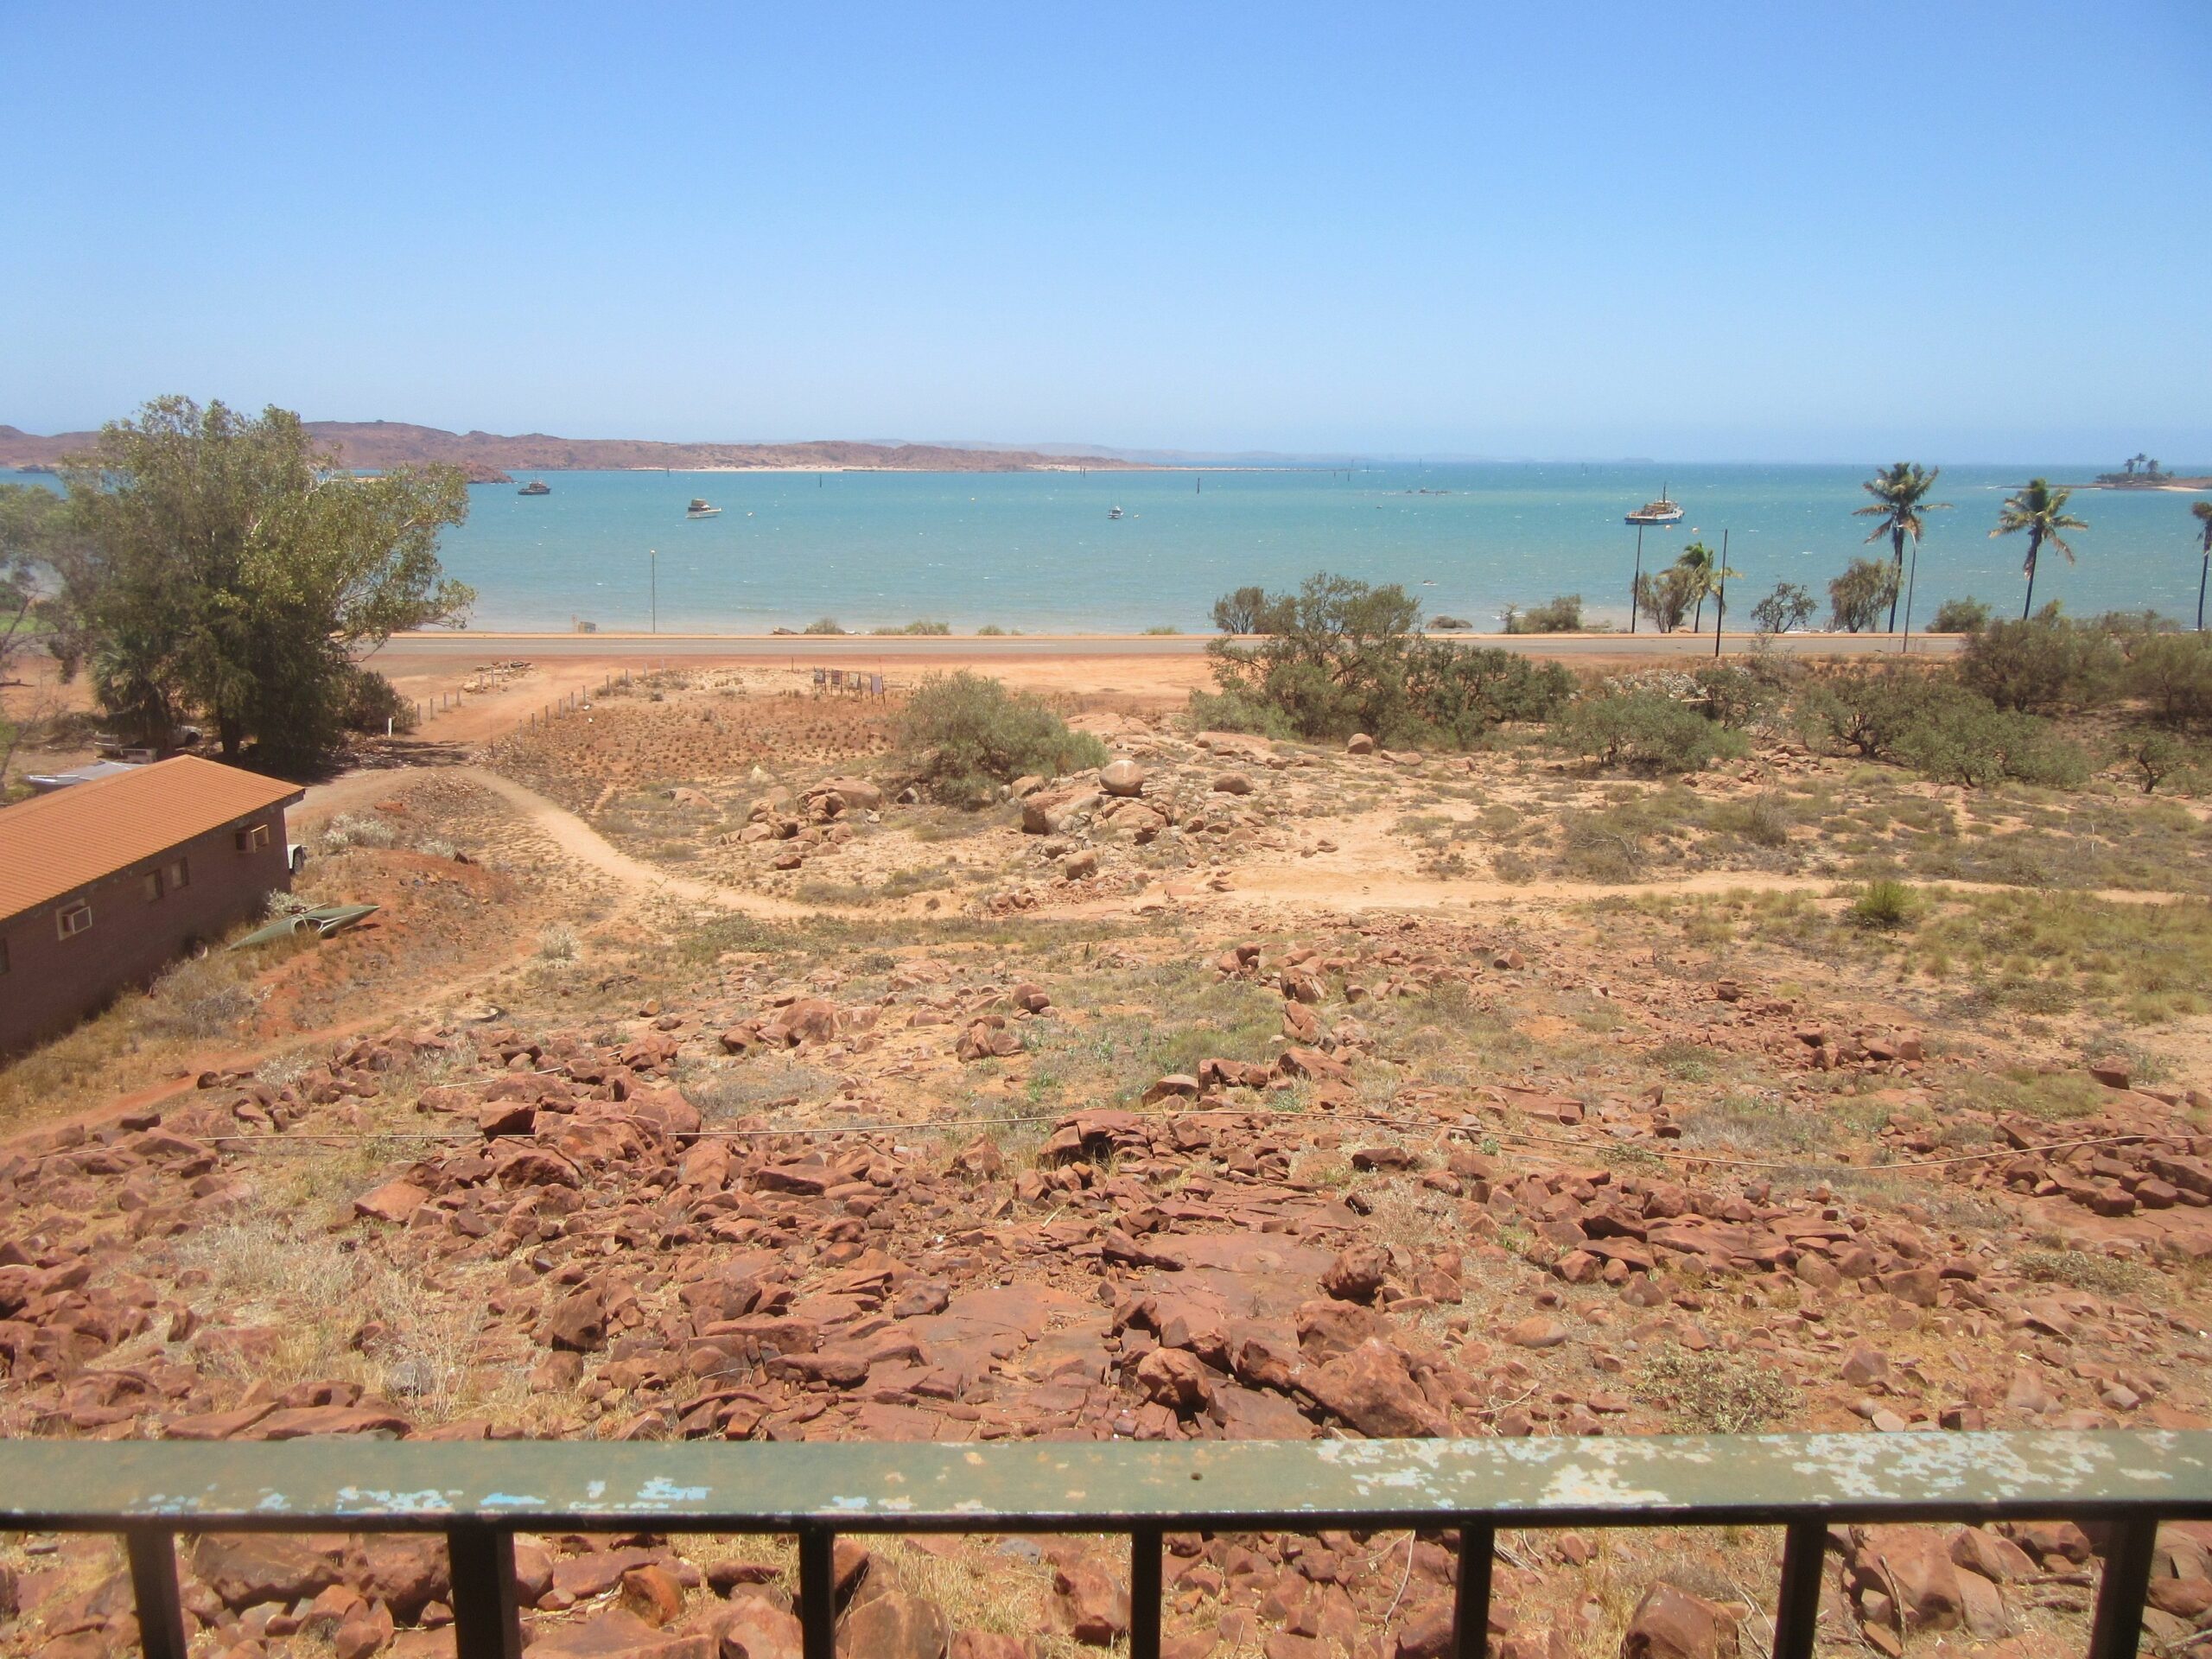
0,809,293,1056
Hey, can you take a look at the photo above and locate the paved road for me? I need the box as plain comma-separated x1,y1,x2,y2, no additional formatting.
383,630,1959,662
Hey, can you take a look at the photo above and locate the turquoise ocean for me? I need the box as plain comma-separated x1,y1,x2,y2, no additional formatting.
8,463,2206,634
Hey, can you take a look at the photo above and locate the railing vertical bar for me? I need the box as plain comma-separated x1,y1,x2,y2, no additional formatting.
1129,1525,1163,1659
124,1527,188,1659
799,1526,836,1659
2087,1516,2160,1659
1453,1522,1495,1659
1771,1519,1828,1659
446,1523,522,1659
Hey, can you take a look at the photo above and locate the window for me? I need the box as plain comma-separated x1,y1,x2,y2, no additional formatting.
0,937,10,974
56,901,92,939
168,857,191,890
143,869,165,902
235,823,270,853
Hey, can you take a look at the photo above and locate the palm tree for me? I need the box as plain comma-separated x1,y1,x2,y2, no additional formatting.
1853,461,1950,636
1991,478,2087,618
1675,542,1717,632
2193,499,2212,632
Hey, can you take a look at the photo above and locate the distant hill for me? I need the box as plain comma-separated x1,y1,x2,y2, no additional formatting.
0,421,1147,483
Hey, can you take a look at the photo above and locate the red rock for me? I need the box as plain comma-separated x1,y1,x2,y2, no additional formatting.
356,1536,449,1619
1839,1344,1890,1387
949,1635,1037,1659
545,1287,608,1352
1948,1528,2035,1583
1303,1339,1448,1438
621,1564,686,1628
1278,1047,1351,1085
255,1405,412,1439
837,1588,950,1658
334,1599,397,1659
1854,1527,1962,1630
189,1535,342,1610
1135,1348,1213,1414
1320,1243,1389,1304
353,1180,429,1224
715,1592,804,1659
1052,1564,1129,1646
1621,1582,1740,1659
1504,1316,1569,1349
2003,1520,2093,1565
525,1608,713,1659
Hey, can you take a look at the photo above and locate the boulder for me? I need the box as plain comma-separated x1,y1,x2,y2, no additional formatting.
1135,1347,1214,1414
188,1535,342,1611
525,1608,712,1659
838,1589,951,1659
353,1180,429,1225
1212,772,1255,795
1320,1243,1389,1305
716,1592,804,1659
544,1286,607,1352
1347,734,1375,754
1855,1527,1963,1631
1099,760,1147,798
1621,1582,1740,1659
1303,1339,1447,1437
1052,1563,1130,1646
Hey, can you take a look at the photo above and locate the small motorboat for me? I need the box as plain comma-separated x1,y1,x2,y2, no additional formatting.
232,903,381,950
1108,505,1124,520
1625,486,1684,526
687,499,722,518
518,480,550,496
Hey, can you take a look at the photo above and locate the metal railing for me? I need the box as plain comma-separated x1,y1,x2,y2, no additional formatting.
3,1431,2207,1659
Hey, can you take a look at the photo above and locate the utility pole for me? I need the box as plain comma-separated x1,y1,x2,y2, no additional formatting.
1713,530,1728,659
1630,524,1643,634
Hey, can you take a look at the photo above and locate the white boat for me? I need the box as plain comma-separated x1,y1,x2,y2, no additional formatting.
687,499,722,518
1625,486,1684,526
1108,505,1124,519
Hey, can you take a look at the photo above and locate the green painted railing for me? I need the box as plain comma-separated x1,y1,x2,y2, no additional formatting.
2,1432,2207,1659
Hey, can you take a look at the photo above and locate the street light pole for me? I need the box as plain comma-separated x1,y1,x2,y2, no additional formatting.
1713,530,1727,659
650,549,658,634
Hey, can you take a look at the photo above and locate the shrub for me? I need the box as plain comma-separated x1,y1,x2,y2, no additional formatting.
1633,566,1698,633
1849,878,1919,930
873,620,950,636
1715,792,1791,849
1892,699,2090,788
1142,625,1181,636
1204,572,1569,747
976,624,1007,636
2124,630,2212,724
1185,688,1298,740
1960,610,2122,712
1795,667,1977,760
537,922,579,961
1554,690,1747,773
900,671,1108,806
1930,596,1991,633
1750,582,1815,635
2120,727,2197,794
1827,557,1900,632
1635,1345,1798,1433
321,812,397,851
340,667,416,735
1503,594,1583,633
1690,664,1773,729
1430,614,1473,631
802,617,847,635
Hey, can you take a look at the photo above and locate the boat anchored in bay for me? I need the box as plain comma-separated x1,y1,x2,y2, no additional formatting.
687,498,722,518
1625,486,1683,526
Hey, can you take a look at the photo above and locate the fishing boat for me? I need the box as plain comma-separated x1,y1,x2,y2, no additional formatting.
1625,486,1683,526
1108,505,1124,520
687,499,722,518
518,480,550,496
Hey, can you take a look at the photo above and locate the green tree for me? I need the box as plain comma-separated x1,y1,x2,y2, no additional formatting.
1992,477,2086,620
1852,461,1949,637
1827,557,1900,632
2192,499,2211,632
1675,542,1718,632
1750,582,1815,635
1211,584,1294,634
1633,565,1696,633
53,397,473,772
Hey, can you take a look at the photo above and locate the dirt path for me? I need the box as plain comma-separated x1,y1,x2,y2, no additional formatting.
300,763,812,919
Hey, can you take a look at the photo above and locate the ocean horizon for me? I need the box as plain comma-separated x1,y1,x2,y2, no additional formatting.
8,462,2205,635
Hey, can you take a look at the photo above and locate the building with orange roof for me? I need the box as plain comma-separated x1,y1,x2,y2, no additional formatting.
0,757,303,1055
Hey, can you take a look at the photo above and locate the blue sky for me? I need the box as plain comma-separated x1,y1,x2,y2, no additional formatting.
5,1,2207,461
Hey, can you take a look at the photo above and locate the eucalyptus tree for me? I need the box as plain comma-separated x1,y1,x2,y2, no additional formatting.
53,397,474,771
1991,478,2087,620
